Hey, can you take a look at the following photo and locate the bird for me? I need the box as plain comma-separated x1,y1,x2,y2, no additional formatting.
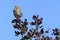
13,5,22,19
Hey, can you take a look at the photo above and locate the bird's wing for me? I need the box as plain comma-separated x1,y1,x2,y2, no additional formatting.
13,9,17,17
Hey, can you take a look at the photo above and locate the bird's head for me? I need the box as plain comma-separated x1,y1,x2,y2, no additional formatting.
15,6,19,10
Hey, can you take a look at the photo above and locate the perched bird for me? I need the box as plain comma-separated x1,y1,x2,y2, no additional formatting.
13,6,22,19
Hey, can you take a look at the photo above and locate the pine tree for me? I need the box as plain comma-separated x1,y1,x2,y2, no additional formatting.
12,6,60,40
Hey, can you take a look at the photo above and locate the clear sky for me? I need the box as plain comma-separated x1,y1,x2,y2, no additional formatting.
0,0,60,40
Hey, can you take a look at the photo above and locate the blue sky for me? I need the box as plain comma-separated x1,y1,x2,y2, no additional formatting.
0,0,60,40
